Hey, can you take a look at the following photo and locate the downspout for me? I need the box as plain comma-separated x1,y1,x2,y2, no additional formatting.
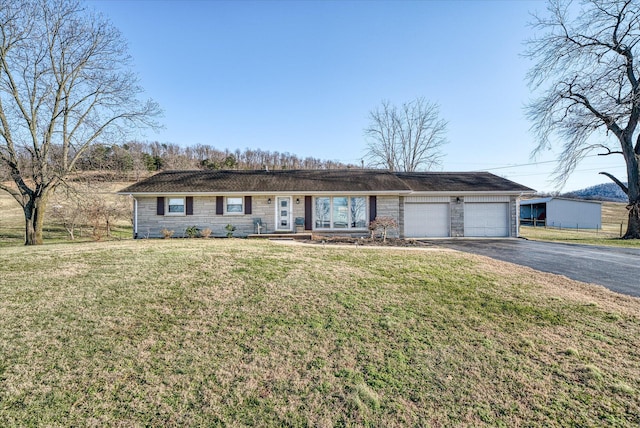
516,192,524,238
133,197,138,239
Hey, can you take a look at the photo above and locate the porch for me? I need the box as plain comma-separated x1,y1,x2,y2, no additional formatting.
247,232,313,240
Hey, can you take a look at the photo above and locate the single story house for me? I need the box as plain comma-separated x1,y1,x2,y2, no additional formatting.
118,169,535,239
520,197,602,229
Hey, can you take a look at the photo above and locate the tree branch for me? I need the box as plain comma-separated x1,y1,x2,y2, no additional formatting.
596,145,624,156
599,171,629,194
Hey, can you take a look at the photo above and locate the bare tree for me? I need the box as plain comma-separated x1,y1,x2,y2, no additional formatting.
0,0,160,245
48,189,86,240
369,216,398,242
83,193,130,240
526,0,640,238
364,97,447,172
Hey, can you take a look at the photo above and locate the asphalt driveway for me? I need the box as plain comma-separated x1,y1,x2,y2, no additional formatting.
428,239,640,298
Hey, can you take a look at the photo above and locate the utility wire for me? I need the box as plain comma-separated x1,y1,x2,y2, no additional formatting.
474,154,605,172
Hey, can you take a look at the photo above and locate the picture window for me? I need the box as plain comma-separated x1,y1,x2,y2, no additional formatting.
314,196,366,229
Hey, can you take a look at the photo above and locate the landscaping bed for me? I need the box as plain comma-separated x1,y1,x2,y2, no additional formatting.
307,235,433,247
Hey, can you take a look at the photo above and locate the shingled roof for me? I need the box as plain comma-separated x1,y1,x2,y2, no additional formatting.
395,171,533,192
119,169,534,194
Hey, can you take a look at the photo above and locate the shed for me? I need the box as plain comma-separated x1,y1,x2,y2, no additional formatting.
520,197,602,229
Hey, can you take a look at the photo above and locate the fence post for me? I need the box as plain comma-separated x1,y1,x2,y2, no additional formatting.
620,222,623,238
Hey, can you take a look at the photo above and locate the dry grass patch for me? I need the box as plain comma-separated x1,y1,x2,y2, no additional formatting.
0,182,133,246
0,239,638,426
0,189,24,245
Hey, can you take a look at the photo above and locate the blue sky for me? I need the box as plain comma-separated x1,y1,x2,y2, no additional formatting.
88,0,629,193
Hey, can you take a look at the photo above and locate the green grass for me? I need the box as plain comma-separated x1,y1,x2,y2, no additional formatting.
0,239,639,426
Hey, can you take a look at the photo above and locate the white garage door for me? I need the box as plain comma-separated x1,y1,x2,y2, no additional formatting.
404,203,450,237
464,203,509,237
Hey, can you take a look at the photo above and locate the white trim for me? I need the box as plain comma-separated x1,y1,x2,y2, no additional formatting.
465,195,511,203
405,196,450,203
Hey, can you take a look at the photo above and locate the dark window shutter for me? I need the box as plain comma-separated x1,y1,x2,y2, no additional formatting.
369,196,377,222
186,197,194,215
304,196,312,230
157,197,165,216
244,196,252,215
216,196,224,215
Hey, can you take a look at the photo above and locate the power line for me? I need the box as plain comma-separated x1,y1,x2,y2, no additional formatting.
340,153,624,174
504,164,625,177
473,154,607,172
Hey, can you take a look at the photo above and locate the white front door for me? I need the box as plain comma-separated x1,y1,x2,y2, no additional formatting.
276,197,292,231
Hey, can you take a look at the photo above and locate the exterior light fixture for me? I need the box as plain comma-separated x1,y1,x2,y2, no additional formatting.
267,198,272,204
296,198,300,204
456,197,461,203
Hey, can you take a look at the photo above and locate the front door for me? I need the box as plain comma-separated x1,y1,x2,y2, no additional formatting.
276,197,292,232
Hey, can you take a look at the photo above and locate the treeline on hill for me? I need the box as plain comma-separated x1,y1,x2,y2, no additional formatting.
561,182,628,202
0,141,354,183
72,141,353,181
532,183,629,203
0,142,354,241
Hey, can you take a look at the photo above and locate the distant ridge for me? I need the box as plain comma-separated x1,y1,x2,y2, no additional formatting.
561,182,628,202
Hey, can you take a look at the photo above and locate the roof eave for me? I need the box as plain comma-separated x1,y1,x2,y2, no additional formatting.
119,190,412,196
407,190,536,196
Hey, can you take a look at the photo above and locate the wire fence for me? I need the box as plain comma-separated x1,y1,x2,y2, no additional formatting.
521,222,628,238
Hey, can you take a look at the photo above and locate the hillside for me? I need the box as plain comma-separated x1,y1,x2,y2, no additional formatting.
562,182,628,202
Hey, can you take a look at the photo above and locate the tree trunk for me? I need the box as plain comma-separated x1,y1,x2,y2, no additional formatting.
23,193,48,245
623,201,640,239
622,149,640,239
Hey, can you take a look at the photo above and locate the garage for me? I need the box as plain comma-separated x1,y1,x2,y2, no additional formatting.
404,198,450,237
464,202,510,237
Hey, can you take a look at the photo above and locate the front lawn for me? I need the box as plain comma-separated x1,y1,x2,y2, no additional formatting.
0,239,638,426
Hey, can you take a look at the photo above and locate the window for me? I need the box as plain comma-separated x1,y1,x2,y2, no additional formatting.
351,197,367,228
314,196,367,229
226,197,243,214
168,198,185,214
315,197,330,228
333,197,348,228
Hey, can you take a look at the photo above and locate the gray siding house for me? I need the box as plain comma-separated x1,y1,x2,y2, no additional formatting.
119,169,534,239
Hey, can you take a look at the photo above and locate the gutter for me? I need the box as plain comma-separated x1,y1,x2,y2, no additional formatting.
118,190,412,197
118,190,535,197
